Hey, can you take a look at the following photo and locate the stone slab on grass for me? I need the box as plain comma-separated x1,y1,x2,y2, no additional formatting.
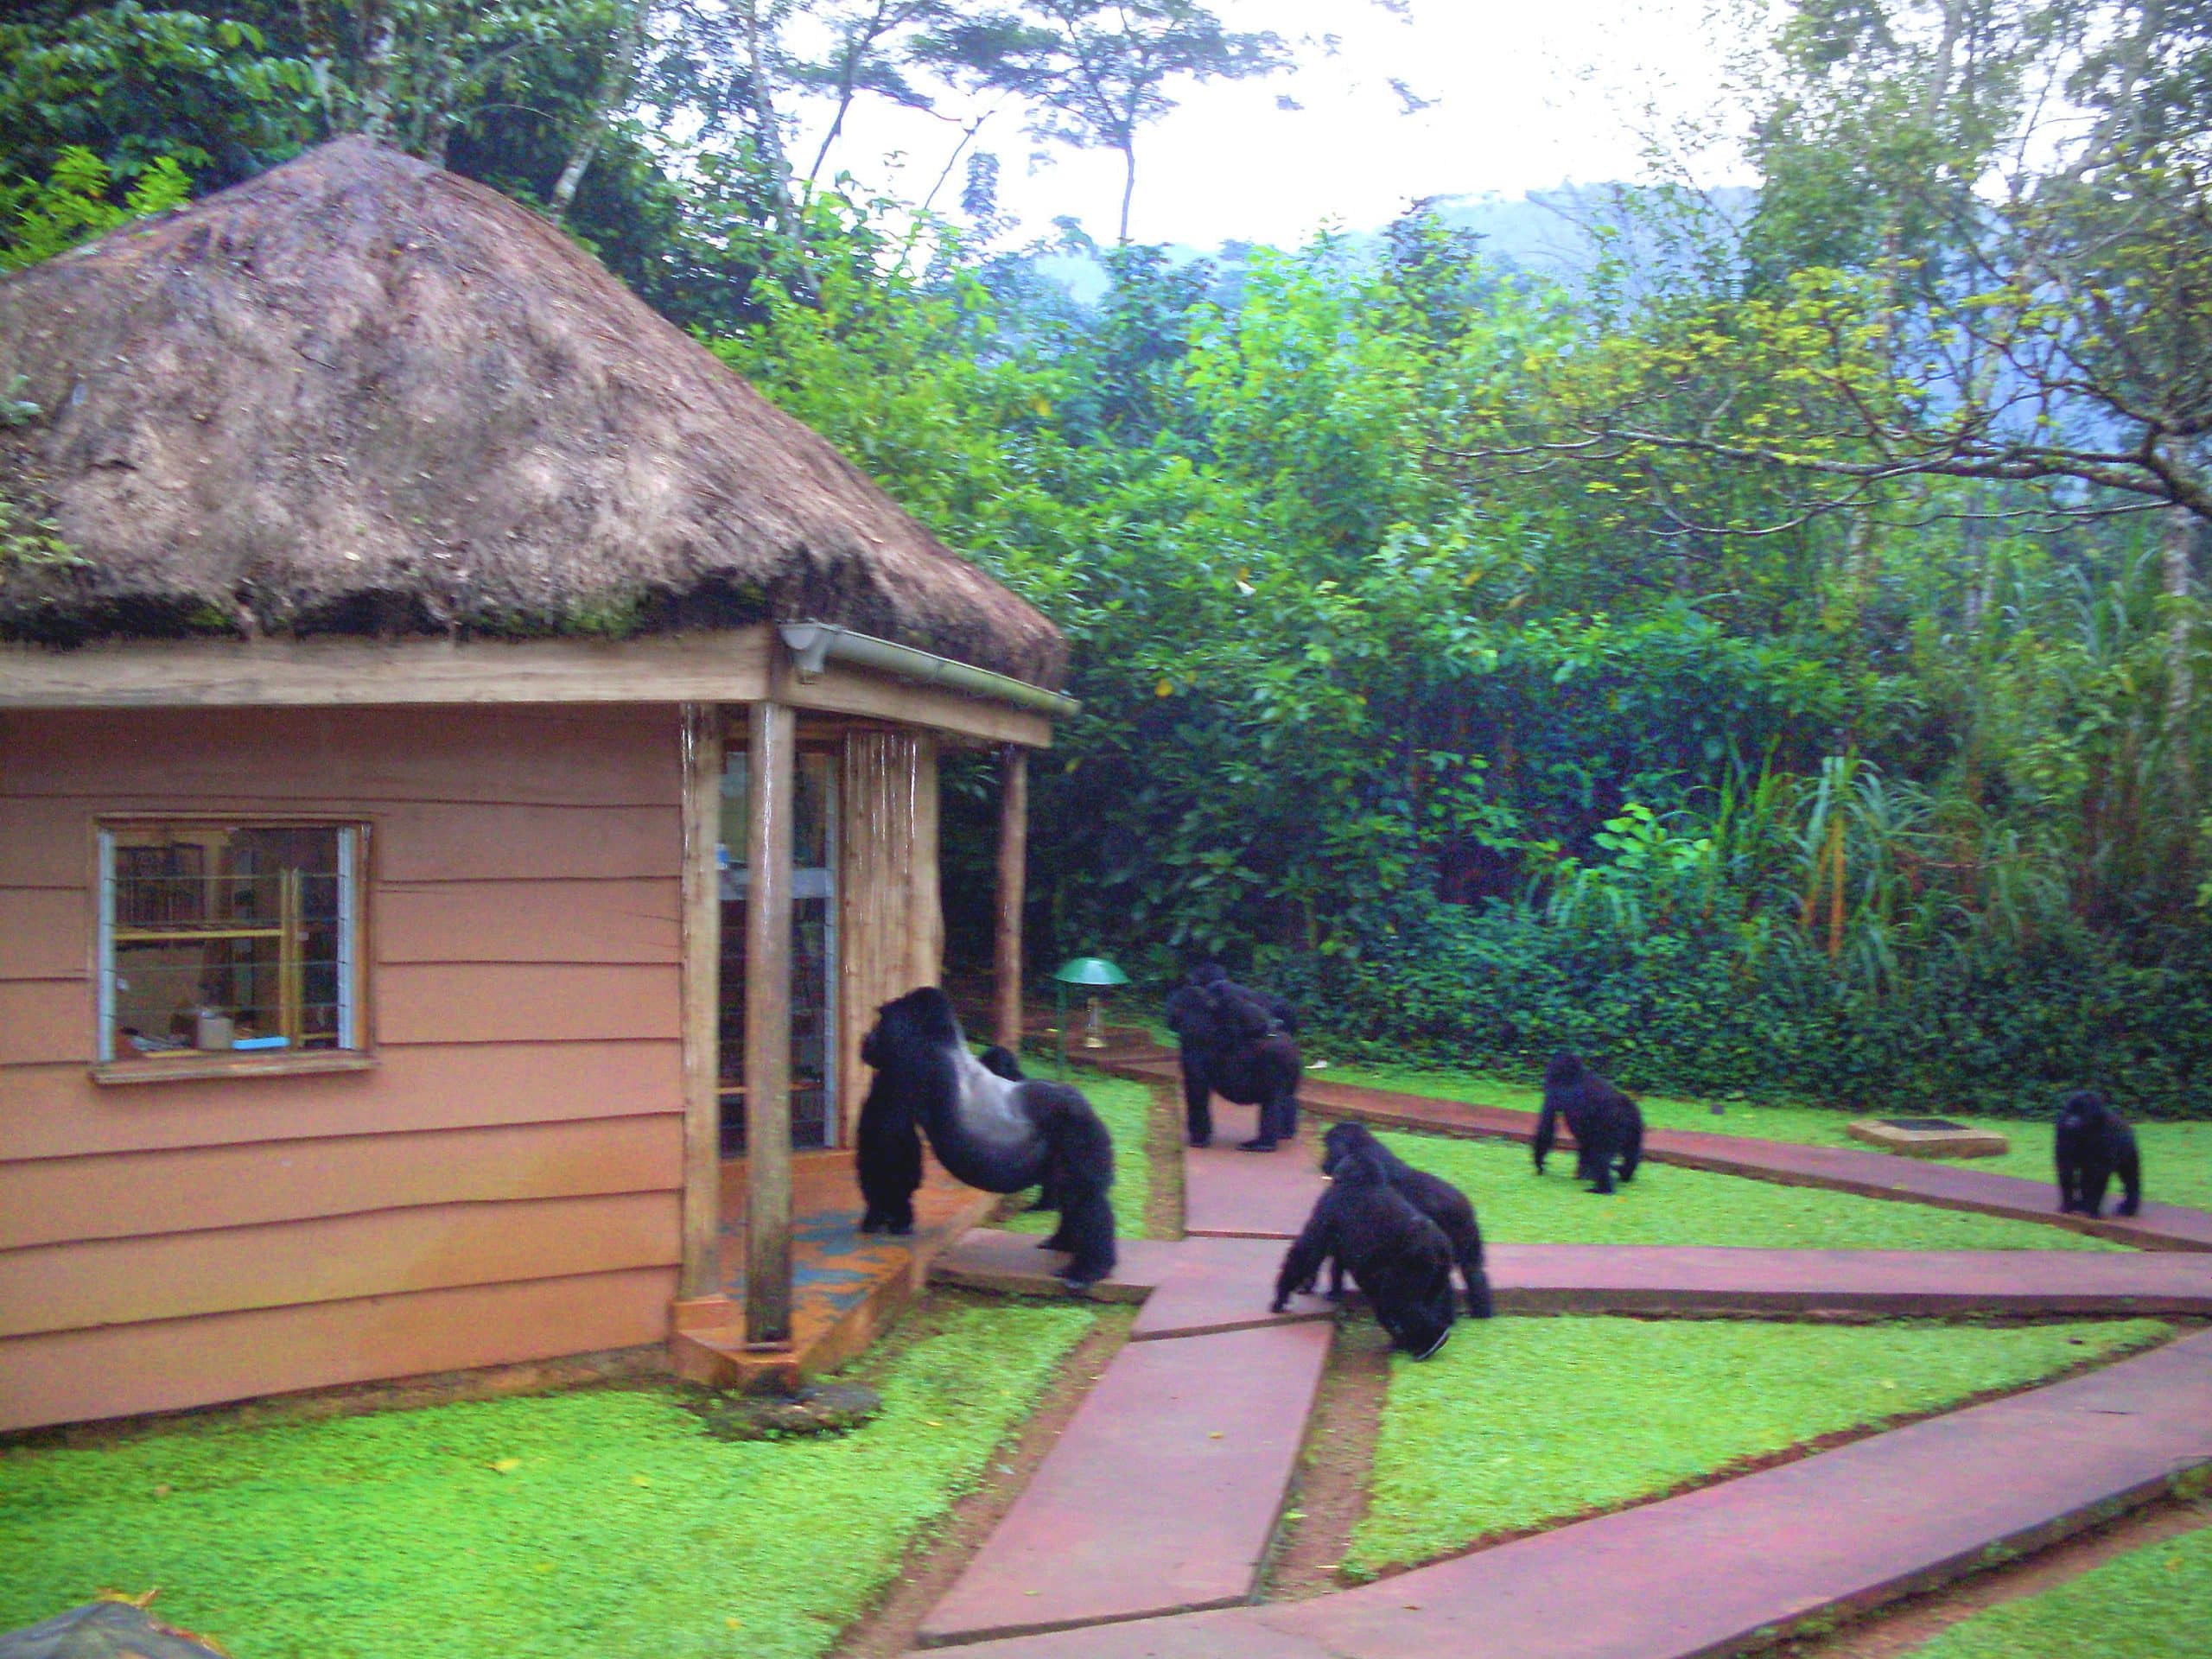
1487,1243,2212,1318
917,1320,1333,1647
1129,1236,1331,1339
925,1329,2212,1659
1848,1118,2012,1159
930,1230,1180,1303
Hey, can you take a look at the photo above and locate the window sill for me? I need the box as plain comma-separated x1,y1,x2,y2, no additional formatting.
92,1051,378,1088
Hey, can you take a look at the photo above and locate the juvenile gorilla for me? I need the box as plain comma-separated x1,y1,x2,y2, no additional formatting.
1533,1051,1644,1196
861,987,1118,1287
1318,1122,1494,1318
1273,1146,1456,1358
2055,1090,2143,1218
855,1064,924,1236
1162,965,1302,1152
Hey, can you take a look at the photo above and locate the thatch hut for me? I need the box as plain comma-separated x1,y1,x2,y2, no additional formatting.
0,137,1068,1430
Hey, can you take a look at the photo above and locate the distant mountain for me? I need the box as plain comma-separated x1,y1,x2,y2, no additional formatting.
1018,183,1759,307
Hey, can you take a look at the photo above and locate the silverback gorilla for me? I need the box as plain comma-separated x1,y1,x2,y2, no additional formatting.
2055,1090,2142,1218
1274,1144,1456,1358
1319,1122,1494,1318
1533,1051,1644,1196
1162,963,1302,1152
861,988,1118,1288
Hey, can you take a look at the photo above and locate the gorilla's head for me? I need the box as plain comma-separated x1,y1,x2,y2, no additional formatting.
1544,1051,1586,1089
1321,1120,1382,1179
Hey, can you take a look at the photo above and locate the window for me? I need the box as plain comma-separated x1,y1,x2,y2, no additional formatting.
98,823,364,1070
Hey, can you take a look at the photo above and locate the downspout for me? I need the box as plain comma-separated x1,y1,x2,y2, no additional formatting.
779,622,1081,719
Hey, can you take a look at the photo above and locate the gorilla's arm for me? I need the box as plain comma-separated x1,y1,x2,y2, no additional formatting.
1273,1197,1341,1313
1532,1098,1560,1174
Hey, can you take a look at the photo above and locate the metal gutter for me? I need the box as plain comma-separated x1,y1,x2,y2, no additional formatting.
779,622,1081,719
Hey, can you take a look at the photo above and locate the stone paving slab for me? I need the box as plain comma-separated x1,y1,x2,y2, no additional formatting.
944,1231,2212,1325
917,1320,1334,1648
927,1328,2212,1659
1183,1100,1328,1239
1486,1242,2212,1318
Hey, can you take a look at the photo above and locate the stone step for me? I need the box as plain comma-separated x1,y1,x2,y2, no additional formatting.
916,1320,1333,1648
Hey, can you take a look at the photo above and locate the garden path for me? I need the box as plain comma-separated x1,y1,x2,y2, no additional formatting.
912,1062,2212,1653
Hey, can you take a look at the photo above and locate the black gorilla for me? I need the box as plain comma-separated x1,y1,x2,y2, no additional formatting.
2055,1090,2143,1218
855,1058,924,1236
861,987,1118,1288
1273,1146,1455,1359
1533,1051,1644,1196
1162,964,1302,1152
1317,1122,1493,1319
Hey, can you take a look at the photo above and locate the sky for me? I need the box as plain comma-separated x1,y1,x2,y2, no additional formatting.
793,0,1758,250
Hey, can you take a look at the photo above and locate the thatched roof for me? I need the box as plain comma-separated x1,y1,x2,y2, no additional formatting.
0,137,1065,686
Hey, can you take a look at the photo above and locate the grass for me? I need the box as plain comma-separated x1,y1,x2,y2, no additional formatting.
1323,1059,2212,1216
1363,1124,2129,1250
1000,1072,1155,1239
1348,1317,2174,1578
1904,1516,2212,1657
0,1299,1098,1659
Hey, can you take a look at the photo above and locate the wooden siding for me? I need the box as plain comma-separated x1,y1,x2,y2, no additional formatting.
0,704,689,1430
0,1268,677,1432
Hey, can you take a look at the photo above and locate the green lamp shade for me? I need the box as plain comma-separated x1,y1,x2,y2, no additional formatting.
1053,956,1130,988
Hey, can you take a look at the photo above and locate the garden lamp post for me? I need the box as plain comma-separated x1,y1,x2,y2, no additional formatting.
1052,957,1129,1076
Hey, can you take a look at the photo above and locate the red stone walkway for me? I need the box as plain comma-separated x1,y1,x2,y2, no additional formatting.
1091,1042,2212,1252
930,1329,2212,1659
939,1231,2212,1325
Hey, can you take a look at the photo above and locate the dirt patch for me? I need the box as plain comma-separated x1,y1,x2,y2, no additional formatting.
834,1295,1135,1659
1147,1079,1188,1240
1774,1494,2212,1656
1264,1316,1389,1600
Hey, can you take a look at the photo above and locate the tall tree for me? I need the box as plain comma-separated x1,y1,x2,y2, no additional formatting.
922,1,1289,242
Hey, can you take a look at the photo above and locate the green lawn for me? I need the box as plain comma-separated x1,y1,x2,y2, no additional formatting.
1001,1072,1155,1239
1906,1514,2212,1658
0,1300,1098,1659
1349,1318,2173,1578
1363,1125,2127,1250
1323,1060,2212,1215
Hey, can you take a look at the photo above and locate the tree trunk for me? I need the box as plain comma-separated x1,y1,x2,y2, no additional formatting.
550,1,649,223
2164,445,2197,822
357,0,397,141
1116,143,1136,244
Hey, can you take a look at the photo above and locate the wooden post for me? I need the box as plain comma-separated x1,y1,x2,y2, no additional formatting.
677,703,724,1304
995,744,1029,1049
744,699,797,1345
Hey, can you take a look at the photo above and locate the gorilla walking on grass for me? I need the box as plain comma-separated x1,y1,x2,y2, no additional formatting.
1274,1143,1456,1359
2055,1089,2142,1218
1319,1122,1493,1318
1533,1051,1644,1196
1163,963,1303,1152
861,987,1117,1288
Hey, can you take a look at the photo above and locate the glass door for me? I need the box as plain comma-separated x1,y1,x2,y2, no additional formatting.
717,748,838,1155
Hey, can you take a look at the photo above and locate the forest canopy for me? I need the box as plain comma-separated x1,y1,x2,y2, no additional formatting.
4,0,2208,1115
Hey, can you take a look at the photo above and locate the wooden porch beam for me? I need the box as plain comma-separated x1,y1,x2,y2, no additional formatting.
995,745,1029,1049
743,700,797,1345
677,703,725,1304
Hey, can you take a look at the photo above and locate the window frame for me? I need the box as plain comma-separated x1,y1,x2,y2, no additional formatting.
90,815,374,1087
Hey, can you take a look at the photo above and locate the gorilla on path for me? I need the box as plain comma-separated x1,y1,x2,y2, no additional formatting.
1273,1144,1456,1359
1163,963,1302,1153
1319,1122,1493,1319
2055,1090,2142,1218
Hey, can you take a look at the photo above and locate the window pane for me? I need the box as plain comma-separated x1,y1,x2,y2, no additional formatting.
104,824,357,1062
